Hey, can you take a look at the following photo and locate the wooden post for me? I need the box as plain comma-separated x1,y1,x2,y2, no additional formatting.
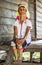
34,0,37,40
40,52,42,63
30,52,34,62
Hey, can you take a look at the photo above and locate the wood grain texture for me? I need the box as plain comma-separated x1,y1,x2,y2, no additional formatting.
36,0,42,38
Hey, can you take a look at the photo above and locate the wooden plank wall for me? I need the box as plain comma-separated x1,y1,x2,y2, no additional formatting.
28,0,36,40
1,0,40,42
36,0,42,39
0,0,29,42
0,0,19,42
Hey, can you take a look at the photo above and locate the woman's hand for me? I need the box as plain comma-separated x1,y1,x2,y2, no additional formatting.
16,38,25,45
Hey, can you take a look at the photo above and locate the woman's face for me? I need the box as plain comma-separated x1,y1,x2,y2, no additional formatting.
18,6,26,21
18,6,26,15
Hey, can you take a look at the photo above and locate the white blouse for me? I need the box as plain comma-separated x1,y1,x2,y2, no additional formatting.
14,19,32,44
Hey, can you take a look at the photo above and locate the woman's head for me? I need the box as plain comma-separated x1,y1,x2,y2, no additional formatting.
16,2,30,20
18,4,27,21
18,4,27,15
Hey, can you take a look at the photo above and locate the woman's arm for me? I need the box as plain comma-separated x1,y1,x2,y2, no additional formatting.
14,26,18,39
24,26,31,40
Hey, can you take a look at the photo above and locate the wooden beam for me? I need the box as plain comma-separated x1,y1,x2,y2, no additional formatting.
34,0,37,40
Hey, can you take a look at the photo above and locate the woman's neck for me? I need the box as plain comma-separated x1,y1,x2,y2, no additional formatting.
19,19,25,24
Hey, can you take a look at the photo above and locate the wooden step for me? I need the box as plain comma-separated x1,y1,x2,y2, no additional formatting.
13,62,42,65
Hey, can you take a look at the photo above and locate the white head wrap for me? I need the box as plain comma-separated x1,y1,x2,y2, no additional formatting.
16,1,30,18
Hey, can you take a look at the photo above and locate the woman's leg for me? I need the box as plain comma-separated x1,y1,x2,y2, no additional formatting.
17,45,23,60
11,41,18,61
12,46,18,60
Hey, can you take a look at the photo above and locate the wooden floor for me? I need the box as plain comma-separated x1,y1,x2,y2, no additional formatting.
0,62,42,65
0,40,42,65
13,63,42,65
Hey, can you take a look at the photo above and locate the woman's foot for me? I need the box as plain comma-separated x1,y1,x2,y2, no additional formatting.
13,60,22,64
13,60,18,64
17,60,22,64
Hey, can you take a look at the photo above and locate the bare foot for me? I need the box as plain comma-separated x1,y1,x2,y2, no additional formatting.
17,60,22,64
13,60,18,64
13,60,22,64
